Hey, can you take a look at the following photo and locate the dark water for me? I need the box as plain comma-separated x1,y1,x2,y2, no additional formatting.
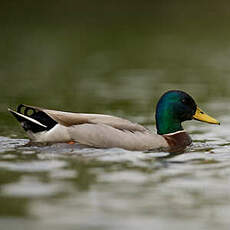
1,1,230,229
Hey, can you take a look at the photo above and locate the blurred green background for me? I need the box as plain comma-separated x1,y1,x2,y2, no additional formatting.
1,0,230,116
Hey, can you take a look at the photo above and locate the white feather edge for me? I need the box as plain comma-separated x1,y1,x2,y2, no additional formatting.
164,130,186,136
8,108,47,128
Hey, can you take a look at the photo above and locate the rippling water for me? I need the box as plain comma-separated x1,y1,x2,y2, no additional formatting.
1,118,230,230
1,1,230,229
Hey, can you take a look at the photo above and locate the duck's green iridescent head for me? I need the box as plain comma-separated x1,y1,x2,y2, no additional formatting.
155,90,220,135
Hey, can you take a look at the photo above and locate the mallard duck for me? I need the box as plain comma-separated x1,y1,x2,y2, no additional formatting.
8,90,219,152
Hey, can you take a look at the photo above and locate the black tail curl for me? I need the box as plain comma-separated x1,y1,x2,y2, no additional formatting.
11,104,57,133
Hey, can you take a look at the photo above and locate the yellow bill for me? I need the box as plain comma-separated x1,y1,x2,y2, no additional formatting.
193,107,220,125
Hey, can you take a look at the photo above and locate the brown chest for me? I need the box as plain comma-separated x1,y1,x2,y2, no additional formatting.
163,131,192,153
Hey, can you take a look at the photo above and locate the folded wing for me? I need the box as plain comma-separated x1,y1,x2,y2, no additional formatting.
9,104,168,150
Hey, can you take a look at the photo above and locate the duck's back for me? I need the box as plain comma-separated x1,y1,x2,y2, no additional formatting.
9,104,169,151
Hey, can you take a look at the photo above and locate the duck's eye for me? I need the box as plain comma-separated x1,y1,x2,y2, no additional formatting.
181,98,191,106
182,99,187,104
